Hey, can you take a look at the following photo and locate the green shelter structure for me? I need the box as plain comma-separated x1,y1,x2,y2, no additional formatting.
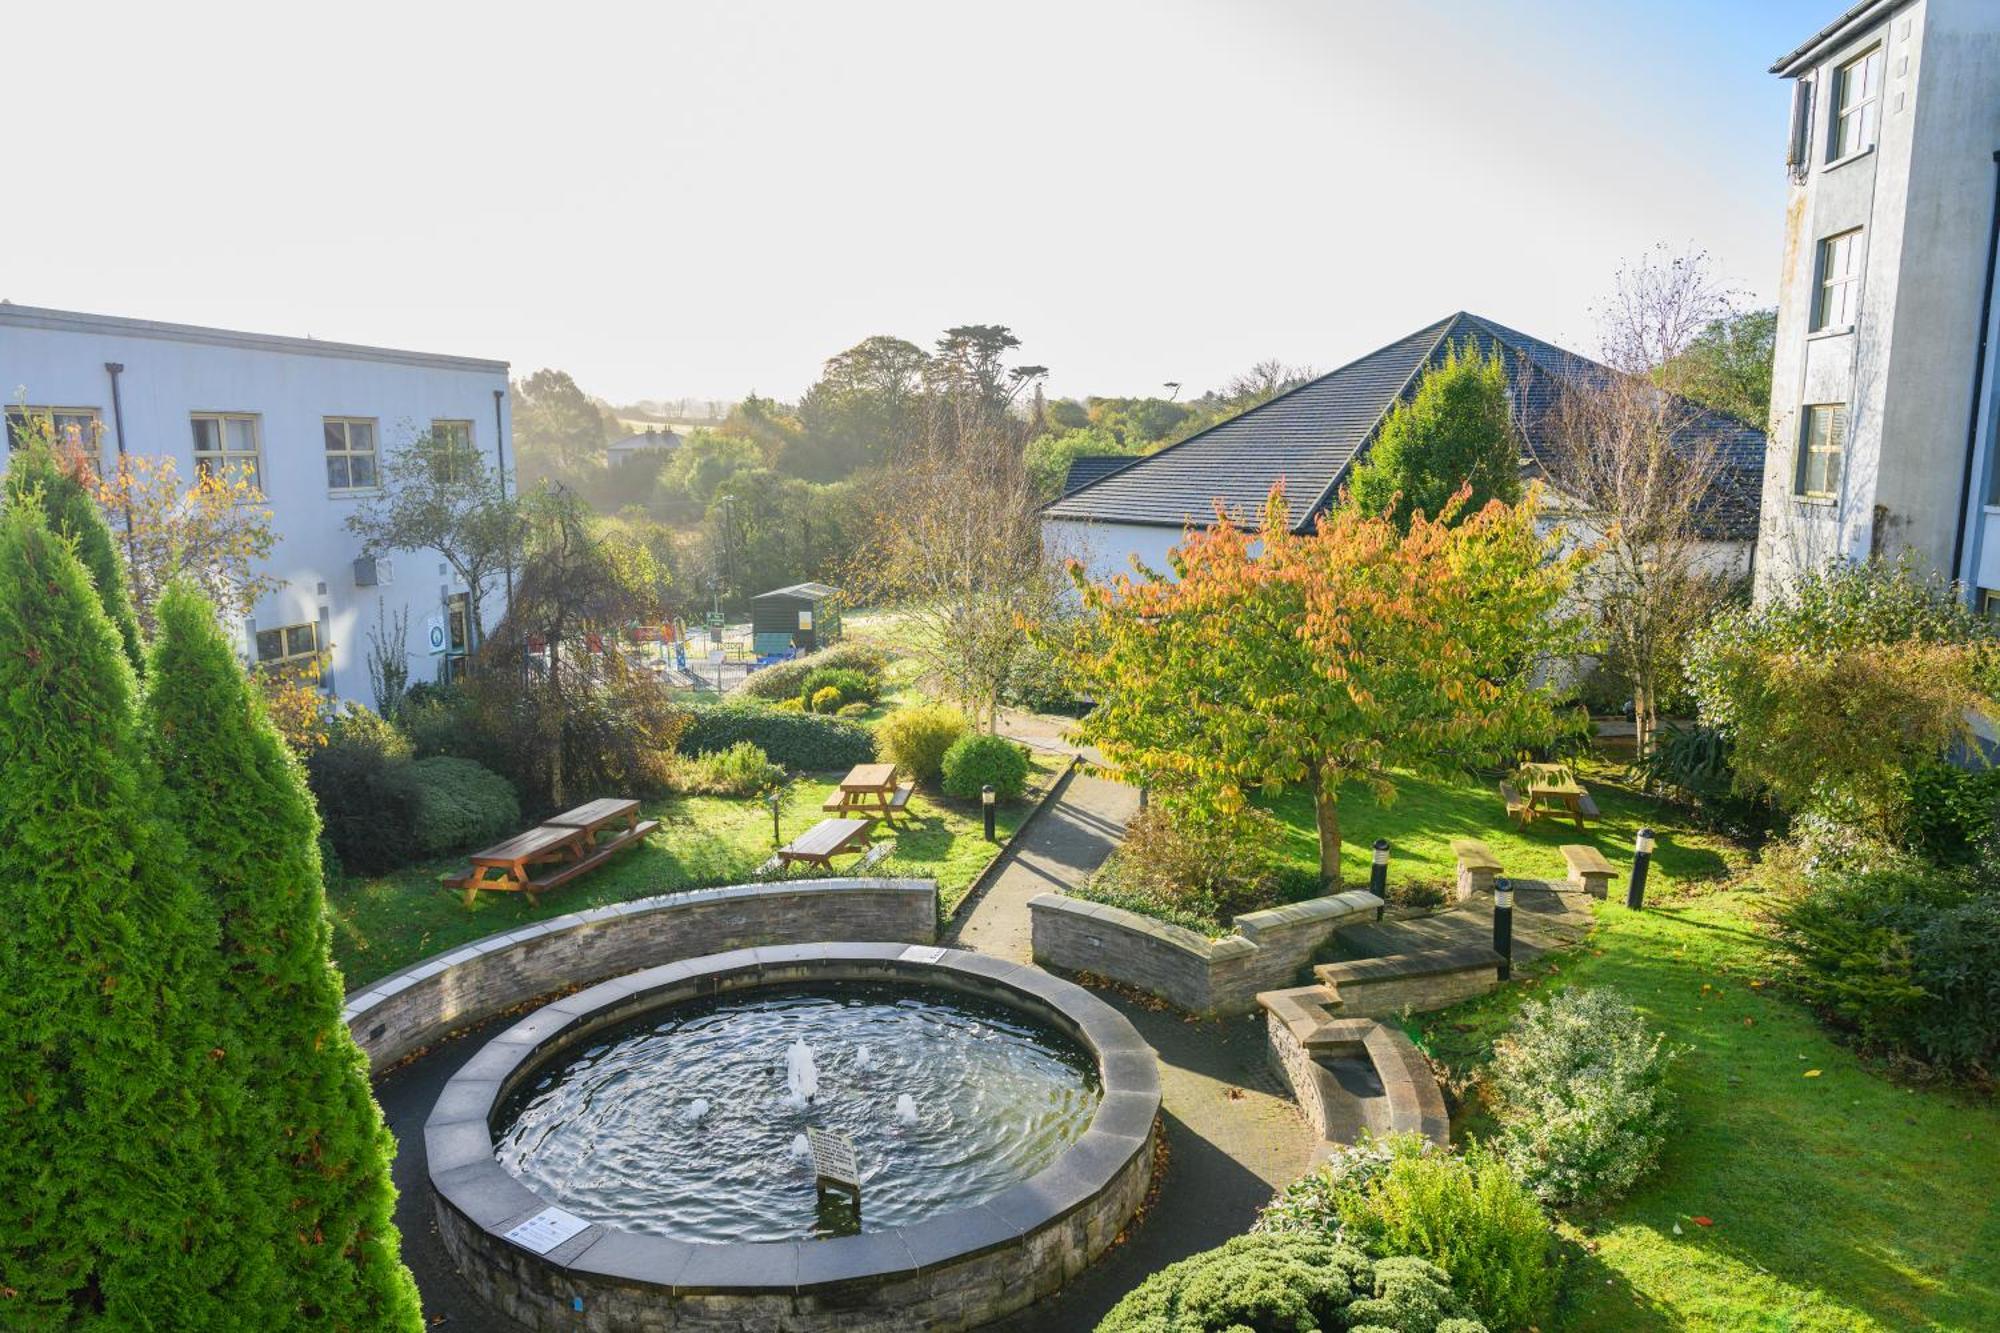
751,581,841,657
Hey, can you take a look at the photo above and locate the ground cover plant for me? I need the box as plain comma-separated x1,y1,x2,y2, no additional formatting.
1413,888,2000,1330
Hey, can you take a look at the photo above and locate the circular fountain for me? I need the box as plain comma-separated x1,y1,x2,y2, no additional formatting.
426,943,1159,1331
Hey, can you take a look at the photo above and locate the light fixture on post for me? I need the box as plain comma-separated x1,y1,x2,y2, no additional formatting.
981,784,996,842
1370,839,1390,919
1492,876,1514,982
1628,827,1655,910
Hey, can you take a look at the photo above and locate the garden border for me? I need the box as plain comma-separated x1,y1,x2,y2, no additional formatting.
1027,888,1383,1016
427,943,1159,1331
341,879,937,1072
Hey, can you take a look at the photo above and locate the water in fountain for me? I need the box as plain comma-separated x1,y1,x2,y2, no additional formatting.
786,1040,820,1106
685,1097,710,1123
895,1093,917,1127
855,1044,872,1070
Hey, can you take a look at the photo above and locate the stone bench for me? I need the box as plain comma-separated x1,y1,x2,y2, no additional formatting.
1560,844,1615,899
1451,838,1502,902
1258,986,1450,1151
1313,941,1504,1016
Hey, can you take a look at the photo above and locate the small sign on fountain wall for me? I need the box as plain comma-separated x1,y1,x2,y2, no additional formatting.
503,1206,590,1255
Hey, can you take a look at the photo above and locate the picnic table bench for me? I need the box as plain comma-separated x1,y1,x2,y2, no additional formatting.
1503,763,1600,832
821,763,915,822
445,797,658,907
774,817,874,871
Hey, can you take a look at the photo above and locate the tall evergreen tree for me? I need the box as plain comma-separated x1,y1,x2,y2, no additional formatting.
144,581,425,1331
1345,341,1521,530
1,433,146,673
0,503,227,1324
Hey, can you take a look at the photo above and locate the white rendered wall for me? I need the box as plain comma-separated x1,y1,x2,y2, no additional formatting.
0,308,511,703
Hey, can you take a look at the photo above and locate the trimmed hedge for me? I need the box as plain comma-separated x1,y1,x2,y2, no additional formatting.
877,703,970,783
1095,1232,1485,1333
738,643,888,701
679,702,876,771
941,732,1031,800
388,757,521,857
799,665,879,709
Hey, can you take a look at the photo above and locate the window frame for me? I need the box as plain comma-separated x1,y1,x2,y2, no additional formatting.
1795,403,1848,501
1812,229,1863,333
189,412,264,489
430,418,476,484
1982,589,2000,622
322,415,381,494
1829,45,1883,162
253,621,321,671
5,405,104,463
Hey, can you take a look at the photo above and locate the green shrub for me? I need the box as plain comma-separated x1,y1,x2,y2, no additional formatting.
305,706,419,874
837,701,870,718
1092,804,1307,927
877,703,970,782
1772,862,2000,1075
676,740,785,797
1094,1231,1484,1333
940,732,1031,800
1256,1134,1556,1332
386,757,520,856
739,643,888,701
799,665,878,709
1488,987,1678,1208
810,685,844,714
1904,761,2000,864
679,702,876,771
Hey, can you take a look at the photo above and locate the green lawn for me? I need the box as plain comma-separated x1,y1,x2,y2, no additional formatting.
1258,760,1749,901
328,751,1066,989
1414,889,2000,1331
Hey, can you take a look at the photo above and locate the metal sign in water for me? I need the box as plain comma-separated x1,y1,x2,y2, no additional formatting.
806,1126,859,1190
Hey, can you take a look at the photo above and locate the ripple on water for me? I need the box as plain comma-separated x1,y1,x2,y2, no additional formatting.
492,983,1101,1242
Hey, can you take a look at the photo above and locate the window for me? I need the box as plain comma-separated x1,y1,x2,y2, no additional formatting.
254,621,319,669
323,417,379,491
1796,404,1847,499
1785,77,1815,179
5,406,102,461
190,413,263,487
1983,589,2000,622
1830,46,1883,160
1813,229,1862,332
430,418,475,483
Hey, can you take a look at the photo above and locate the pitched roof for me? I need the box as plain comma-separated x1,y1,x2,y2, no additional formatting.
1060,454,1141,497
752,581,840,602
1042,311,1768,541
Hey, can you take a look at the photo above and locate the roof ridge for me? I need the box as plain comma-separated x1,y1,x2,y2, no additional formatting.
1046,311,1461,515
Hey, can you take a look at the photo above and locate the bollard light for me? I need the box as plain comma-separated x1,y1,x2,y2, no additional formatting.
1628,826,1655,911
1370,839,1389,919
982,784,996,842
1492,875,1515,982
768,790,783,846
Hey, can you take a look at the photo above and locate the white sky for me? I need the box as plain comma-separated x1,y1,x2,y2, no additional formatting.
5,0,1834,405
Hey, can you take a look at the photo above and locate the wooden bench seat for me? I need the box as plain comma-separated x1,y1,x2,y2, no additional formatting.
822,781,917,820
1560,843,1615,899
1498,780,1527,824
1574,791,1602,823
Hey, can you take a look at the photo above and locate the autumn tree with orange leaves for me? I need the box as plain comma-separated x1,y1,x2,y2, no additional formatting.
1061,484,1592,885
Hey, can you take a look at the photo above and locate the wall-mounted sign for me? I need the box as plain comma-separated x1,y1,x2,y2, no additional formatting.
425,616,447,655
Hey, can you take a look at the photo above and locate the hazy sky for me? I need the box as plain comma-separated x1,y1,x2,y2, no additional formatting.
8,0,1834,405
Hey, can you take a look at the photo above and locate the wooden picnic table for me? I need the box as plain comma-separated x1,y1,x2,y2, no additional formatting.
1518,763,1593,831
544,797,642,848
455,824,589,904
823,764,913,821
776,817,874,871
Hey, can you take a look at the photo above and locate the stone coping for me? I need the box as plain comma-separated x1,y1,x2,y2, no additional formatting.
1314,941,1501,986
1257,985,1449,1147
427,942,1160,1299
341,879,937,1070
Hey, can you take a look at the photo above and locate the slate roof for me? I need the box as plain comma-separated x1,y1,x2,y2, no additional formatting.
1060,454,1141,497
1042,311,1767,542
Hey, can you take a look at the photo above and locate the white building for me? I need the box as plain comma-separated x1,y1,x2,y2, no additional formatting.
0,303,512,702
606,427,683,466
1756,0,2000,610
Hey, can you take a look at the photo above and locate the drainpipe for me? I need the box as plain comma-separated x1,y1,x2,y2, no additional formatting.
493,385,514,621
1950,150,2000,590
103,361,136,549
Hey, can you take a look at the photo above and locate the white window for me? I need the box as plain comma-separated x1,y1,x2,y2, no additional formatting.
1982,589,2000,622
323,417,379,492
430,418,475,483
254,621,320,670
1796,404,1847,500
1830,46,1883,160
190,413,263,488
1813,229,1862,332
5,406,103,461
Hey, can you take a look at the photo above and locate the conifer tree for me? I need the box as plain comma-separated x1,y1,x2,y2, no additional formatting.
1,431,146,672
0,503,227,1323
145,581,425,1331
1345,341,1521,531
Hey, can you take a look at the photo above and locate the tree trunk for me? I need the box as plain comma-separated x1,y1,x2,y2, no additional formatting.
1632,679,1652,760
1313,764,1343,887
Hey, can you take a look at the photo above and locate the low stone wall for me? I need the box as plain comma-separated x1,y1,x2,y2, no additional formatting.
1259,986,1448,1151
343,879,936,1071
1312,943,1501,1018
1028,889,1381,1016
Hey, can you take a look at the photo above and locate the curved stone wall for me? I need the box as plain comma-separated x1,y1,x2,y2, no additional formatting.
1027,889,1382,1016
428,944,1160,1332
342,879,937,1071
